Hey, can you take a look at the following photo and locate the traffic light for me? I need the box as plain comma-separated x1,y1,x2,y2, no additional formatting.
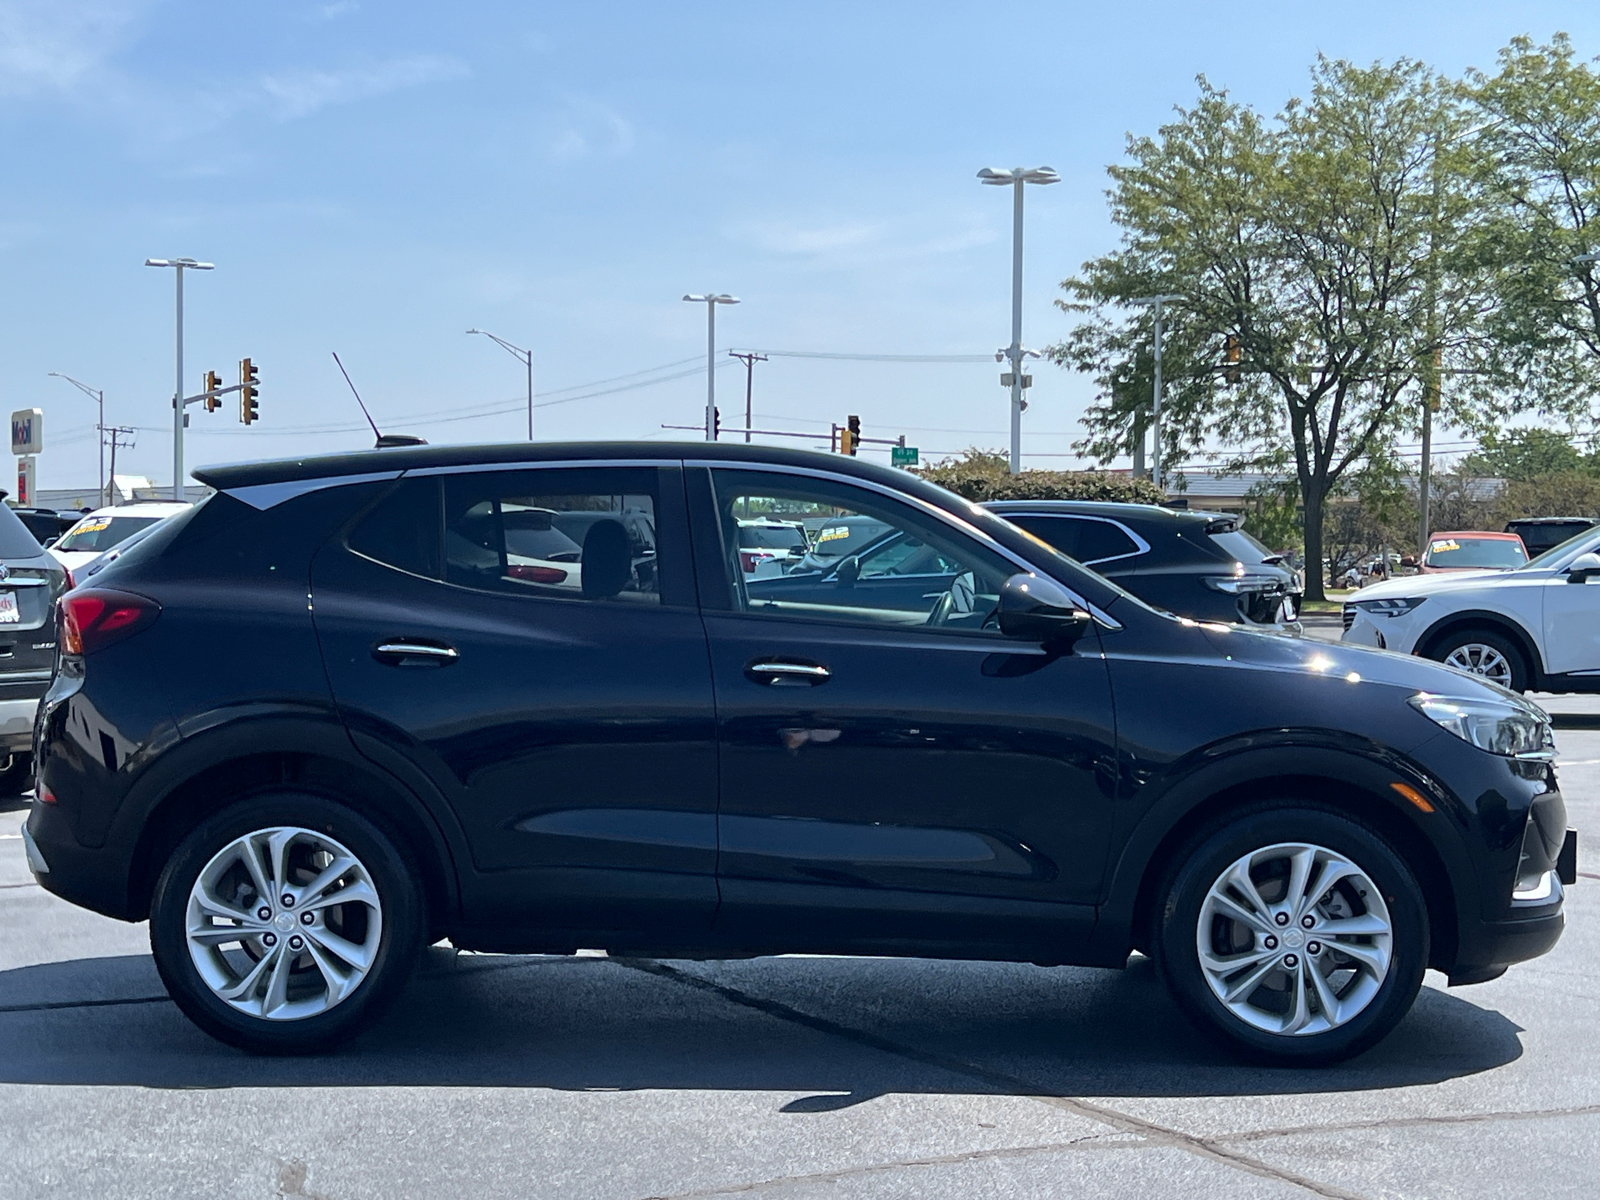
202,370,221,412
841,414,861,456
239,357,259,425
714,407,721,439
1223,334,1242,384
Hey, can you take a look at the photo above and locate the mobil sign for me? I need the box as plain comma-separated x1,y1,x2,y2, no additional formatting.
10,409,41,456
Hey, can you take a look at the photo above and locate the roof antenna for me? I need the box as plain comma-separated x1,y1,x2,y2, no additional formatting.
331,351,426,449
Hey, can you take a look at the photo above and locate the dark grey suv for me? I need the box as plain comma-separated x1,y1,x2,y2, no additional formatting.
0,503,69,793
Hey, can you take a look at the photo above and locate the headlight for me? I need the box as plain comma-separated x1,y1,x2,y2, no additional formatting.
1408,693,1554,759
1204,573,1284,595
1353,597,1425,617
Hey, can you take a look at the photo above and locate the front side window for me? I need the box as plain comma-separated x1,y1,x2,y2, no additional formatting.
713,471,1010,633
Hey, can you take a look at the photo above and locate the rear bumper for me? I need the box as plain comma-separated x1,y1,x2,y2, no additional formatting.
0,695,41,755
24,798,135,919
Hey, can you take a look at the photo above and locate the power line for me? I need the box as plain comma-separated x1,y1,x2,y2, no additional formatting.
731,348,993,363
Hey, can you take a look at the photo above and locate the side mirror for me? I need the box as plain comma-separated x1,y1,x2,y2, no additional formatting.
834,557,861,588
42,536,57,549
997,573,1092,645
1567,552,1600,581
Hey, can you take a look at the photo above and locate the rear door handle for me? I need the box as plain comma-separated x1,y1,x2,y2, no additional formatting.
373,639,459,667
745,659,831,687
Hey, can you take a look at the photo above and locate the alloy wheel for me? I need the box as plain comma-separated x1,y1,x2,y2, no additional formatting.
1196,841,1393,1037
184,826,383,1021
1442,642,1514,689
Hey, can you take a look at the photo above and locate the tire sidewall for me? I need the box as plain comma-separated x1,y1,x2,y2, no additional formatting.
1157,806,1428,1066
149,791,422,1054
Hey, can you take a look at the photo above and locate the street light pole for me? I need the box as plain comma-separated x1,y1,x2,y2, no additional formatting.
466,329,536,440
144,258,213,501
683,294,739,440
48,372,106,505
1129,294,1182,491
979,166,1058,473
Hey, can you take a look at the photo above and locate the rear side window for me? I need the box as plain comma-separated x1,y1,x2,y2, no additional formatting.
1073,519,1140,563
443,469,660,604
1005,515,1081,559
347,477,442,579
0,505,44,558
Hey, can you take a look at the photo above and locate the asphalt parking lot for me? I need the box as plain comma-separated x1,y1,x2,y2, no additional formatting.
2,732,1597,1200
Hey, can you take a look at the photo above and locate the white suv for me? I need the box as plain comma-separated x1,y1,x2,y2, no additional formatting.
1342,527,1600,693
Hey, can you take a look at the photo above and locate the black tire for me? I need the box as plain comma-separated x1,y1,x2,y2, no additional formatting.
149,792,424,1054
1153,805,1428,1066
0,753,34,797
1425,626,1529,693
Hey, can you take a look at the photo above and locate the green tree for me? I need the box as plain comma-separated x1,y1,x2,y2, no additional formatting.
1055,59,1516,600
1469,35,1600,398
1460,427,1587,480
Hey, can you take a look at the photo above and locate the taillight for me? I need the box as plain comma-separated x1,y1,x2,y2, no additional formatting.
58,589,160,656
506,564,568,584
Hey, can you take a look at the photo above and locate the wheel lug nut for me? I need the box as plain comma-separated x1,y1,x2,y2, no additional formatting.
1301,915,1315,929
257,906,271,921
280,894,295,908
1274,912,1289,926
262,933,277,947
1307,941,1321,955
1264,936,1278,950
300,911,314,925
289,935,303,950
1284,954,1299,968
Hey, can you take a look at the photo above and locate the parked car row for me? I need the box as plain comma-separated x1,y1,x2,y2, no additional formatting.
24,442,1572,1069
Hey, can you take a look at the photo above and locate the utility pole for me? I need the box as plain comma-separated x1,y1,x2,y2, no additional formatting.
728,351,766,443
978,166,1058,473
1419,131,1443,557
105,427,136,503
683,294,739,439
1129,294,1182,492
48,373,106,504
144,257,213,501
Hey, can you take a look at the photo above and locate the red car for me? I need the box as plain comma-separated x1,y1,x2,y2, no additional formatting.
1416,530,1528,574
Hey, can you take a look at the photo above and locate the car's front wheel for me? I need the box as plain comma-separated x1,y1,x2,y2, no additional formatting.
149,793,423,1054
1154,806,1427,1065
1428,627,1528,692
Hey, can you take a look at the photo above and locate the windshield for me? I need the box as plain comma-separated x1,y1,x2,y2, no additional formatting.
739,525,806,551
1424,536,1527,569
56,514,161,554
809,519,890,559
1521,526,1600,571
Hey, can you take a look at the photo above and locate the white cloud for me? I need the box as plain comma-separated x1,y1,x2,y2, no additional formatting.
737,220,884,255
316,1,359,19
0,0,143,97
545,96,634,161
261,54,468,121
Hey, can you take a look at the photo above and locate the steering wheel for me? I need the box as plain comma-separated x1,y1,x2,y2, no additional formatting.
925,571,979,627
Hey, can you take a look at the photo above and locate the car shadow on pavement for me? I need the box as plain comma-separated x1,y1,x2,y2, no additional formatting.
0,948,1523,1099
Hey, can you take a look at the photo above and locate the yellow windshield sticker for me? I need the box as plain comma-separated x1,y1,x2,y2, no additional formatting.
74,519,111,534
816,526,850,544
1430,540,1460,553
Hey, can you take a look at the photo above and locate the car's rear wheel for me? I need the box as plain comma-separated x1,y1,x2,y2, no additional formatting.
1153,806,1427,1066
149,793,423,1054
1429,627,1528,692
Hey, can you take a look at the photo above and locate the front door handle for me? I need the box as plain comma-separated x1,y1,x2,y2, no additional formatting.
745,659,831,687
373,639,459,667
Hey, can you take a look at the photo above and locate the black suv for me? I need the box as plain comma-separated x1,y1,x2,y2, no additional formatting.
0,505,68,794
26,443,1571,1063
985,501,1301,628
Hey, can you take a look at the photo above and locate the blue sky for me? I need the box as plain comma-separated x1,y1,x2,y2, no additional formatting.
3,1,1599,494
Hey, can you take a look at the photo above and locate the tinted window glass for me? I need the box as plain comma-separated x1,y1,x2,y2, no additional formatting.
1006,516,1081,559
1074,520,1140,563
738,523,807,551
0,505,45,558
55,515,162,554
713,471,1010,633
444,469,659,604
1210,528,1280,564
348,477,442,578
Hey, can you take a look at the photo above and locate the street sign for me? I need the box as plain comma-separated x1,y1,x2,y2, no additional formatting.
10,409,42,456
891,445,919,468
16,456,35,506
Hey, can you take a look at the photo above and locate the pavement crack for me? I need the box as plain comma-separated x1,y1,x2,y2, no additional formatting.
0,994,170,1015
614,958,1370,1200
1218,1102,1600,1145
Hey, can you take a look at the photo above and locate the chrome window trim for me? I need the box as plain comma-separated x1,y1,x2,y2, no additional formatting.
996,510,1151,565
403,458,680,478
689,459,1122,630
